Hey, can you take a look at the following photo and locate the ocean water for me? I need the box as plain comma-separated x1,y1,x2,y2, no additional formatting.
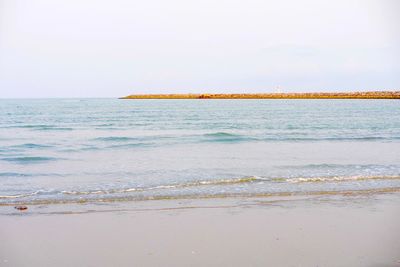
0,99,400,205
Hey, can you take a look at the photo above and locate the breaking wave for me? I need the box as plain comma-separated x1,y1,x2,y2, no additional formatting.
2,175,400,203
283,175,400,183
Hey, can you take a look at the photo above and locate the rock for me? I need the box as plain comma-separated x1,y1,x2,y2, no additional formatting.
14,205,28,211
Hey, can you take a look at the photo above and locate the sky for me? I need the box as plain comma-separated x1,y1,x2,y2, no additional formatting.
0,0,399,98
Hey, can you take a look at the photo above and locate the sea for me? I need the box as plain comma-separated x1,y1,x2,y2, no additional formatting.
0,99,399,205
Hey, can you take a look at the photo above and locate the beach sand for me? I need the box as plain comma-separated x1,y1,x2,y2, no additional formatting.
1,193,400,267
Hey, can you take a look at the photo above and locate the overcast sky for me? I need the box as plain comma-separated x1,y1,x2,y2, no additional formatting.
0,0,399,98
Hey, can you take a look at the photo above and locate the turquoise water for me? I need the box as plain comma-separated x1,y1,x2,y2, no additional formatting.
0,99,400,204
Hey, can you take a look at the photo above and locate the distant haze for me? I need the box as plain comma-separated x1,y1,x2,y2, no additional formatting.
0,0,399,98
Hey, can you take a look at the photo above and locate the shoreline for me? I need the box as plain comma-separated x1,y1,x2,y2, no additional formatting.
2,186,400,208
1,193,399,266
120,91,400,99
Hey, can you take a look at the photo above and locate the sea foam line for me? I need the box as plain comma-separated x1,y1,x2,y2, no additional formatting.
1,175,399,200
2,187,400,206
283,175,400,183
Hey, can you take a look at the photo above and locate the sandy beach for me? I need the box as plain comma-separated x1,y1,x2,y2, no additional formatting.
1,193,399,267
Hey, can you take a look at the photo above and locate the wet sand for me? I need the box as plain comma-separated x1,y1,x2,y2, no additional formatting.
1,194,400,267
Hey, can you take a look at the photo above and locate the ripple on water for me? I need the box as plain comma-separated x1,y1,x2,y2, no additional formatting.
202,132,256,143
9,143,53,149
1,156,60,164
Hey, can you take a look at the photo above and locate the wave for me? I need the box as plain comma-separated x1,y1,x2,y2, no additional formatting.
278,164,400,169
261,136,400,142
198,133,400,144
2,187,400,206
204,132,239,137
9,143,53,149
0,192,40,199
90,135,400,146
95,123,115,127
0,189,61,199
35,127,73,131
93,135,175,144
1,175,399,203
0,172,32,177
63,176,264,195
4,125,73,131
5,124,51,129
203,132,255,143
106,143,154,149
58,142,154,151
0,176,264,199
0,172,67,178
282,175,400,183
93,136,137,142
148,176,263,189
1,156,59,164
